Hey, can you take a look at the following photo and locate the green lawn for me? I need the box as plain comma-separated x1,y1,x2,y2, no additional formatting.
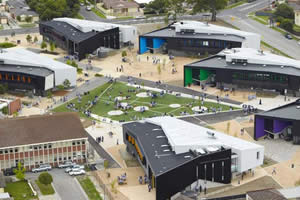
5,181,36,200
226,0,247,9
249,15,269,25
77,176,102,200
92,8,106,19
294,24,300,32
19,23,36,28
53,82,238,122
35,180,55,195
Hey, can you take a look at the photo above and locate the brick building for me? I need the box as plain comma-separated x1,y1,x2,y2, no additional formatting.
0,113,88,171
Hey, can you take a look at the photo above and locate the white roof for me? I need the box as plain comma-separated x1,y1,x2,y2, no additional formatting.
146,116,262,154
219,48,300,69
0,48,75,72
172,20,259,38
0,193,10,198
54,17,134,33
134,0,153,3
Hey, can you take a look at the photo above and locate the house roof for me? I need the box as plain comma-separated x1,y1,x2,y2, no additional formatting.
103,0,138,9
247,189,287,200
0,112,88,149
6,0,38,16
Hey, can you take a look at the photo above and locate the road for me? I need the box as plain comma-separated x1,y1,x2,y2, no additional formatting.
218,0,300,60
0,27,38,36
26,169,88,200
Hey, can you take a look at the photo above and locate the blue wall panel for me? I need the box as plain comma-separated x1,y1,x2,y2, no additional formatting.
153,38,166,49
139,37,147,54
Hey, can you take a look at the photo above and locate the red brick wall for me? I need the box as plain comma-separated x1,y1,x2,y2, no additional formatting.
8,99,21,115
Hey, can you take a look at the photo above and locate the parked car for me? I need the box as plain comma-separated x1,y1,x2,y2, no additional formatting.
58,161,75,168
65,164,84,173
69,169,86,176
80,2,84,6
285,33,292,40
135,15,146,19
298,41,300,46
86,6,91,11
32,164,52,173
3,167,17,176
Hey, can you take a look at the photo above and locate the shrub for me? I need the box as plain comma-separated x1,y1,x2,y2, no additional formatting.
26,34,32,43
280,18,294,32
77,68,83,74
25,16,33,23
57,85,65,90
0,42,16,48
38,172,53,185
274,3,294,20
41,41,47,50
95,73,103,77
121,50,127,57
1,106,8,115
16,16,21,21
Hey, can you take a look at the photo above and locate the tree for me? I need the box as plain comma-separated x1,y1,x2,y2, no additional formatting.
16,15,21,22
50,42,55,52
157,63,161,75
145,0,168,15
38,172,53,185
25,16,33,23
1,106,8,115
34,36,38,43
14,162,26,181
165,0,186,21
188,0,228,21
0,84,5,94
63,79,71,88
41,41,47,51
121,50,127,57
280,18,294,32
274,3,294,20
26,35,32,43
5,37,8,41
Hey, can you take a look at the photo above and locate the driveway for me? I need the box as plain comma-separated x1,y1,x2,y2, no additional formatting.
26,168,88,200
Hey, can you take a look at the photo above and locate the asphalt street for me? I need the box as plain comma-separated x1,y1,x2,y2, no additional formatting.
219,0,300,60
26,169,88,200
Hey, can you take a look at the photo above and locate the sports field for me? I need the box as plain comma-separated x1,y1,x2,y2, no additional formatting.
53,82,237,121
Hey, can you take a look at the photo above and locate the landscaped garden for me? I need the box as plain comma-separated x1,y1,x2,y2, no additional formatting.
77,176,102,200
53,81,237,122
4,181,36,200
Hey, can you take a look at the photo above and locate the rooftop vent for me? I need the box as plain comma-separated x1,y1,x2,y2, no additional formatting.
184,156,192,159
243,63,247,66
232,62,235,65
17,66,20,69
207,131,216,139
297,106,300,109
281,65,284,68
29,68,32,71
263,64,267,67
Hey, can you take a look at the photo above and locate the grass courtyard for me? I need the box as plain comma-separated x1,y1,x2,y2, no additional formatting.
4,181,36,200
53,82,237,121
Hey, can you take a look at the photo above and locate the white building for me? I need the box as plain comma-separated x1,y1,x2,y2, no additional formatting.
0,48,76,95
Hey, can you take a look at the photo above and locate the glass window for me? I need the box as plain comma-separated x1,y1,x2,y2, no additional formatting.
203,41,209,46
257,152,260,160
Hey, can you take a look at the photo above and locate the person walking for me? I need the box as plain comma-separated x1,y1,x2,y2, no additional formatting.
148,183,152,192
272,167,277,175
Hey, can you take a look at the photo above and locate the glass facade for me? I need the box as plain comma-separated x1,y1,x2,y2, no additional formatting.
232,72,288,83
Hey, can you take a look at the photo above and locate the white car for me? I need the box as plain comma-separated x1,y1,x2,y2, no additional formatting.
69,169,86,176
86,6,91,11
65,164,84,173
32,164,52,173
298,41,300,46
58,161,75,168
135,16,146,19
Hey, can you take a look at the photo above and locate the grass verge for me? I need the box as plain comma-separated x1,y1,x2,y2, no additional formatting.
35,180,55,195
19,23,36,28
249,15,269,25
77,176,102,200
92,8,106,19
75,13,85,19
261,41,293,58
4,181,35,200
226,0,247,9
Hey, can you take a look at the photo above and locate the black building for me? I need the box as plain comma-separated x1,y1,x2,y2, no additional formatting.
123,121,232,200
255,99,300,144
184,48,300,96
40,20,120,60
139,21,260,56
0,64,52,96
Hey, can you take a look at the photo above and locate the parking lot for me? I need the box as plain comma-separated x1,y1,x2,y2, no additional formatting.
26,168,88,200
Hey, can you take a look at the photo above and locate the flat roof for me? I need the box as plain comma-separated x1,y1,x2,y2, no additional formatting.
0,48,75,73
142,27,245,43
186,54,300,77
147,117,261,153
256,99,300,121
0,113,88,148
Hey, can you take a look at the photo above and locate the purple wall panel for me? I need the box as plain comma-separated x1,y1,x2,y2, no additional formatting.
255,117,266,139
273,120,292,133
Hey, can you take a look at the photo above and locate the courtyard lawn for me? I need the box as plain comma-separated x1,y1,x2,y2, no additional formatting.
4,181,36,200
77,176,102,200
35,180,55,195
52,81,237,121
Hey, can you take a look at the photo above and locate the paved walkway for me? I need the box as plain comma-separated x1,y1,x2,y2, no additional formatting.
88,134,121,168
118,76,242,105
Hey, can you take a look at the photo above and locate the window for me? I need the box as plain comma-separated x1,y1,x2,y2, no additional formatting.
0,150,2,154
10,149,13,153
54,157,57,161
82,141,85,145
257,152,260,160
48,144,52,149
44,145,47,149
203,41,209,46
72,142,75,146
15,149,18,153
5,150,8,154
77,141,80,145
